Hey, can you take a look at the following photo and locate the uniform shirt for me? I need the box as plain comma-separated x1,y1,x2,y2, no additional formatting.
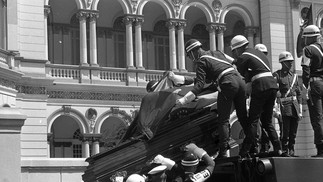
191,50,233,96
273,70,301,117
302,42,323,88
235,48,278,94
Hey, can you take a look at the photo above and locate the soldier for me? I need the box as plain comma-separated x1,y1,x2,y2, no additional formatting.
302,25,323,157
176,39,248,158
152,143,215,182
230,35,282,157
273,51,302,157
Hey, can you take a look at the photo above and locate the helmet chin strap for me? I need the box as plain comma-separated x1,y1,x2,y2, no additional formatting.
189,51,200,61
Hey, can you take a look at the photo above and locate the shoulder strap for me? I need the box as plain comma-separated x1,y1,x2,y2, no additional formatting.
200,55,233,66
310,44,323,57
285,73,298,97
242,52,271,71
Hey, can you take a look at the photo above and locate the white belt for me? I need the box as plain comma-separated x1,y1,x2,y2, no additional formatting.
280,96,297,102
251,72,272,82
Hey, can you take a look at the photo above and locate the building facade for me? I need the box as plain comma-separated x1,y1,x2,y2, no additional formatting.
0,0,323,182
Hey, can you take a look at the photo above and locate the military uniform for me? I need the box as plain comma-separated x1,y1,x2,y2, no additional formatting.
191,50,248,157
273,69,302,156
302,42,323,155
234,48,281,156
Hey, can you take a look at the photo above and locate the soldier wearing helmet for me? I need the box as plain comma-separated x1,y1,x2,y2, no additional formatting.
301,24,323,157
178,39,248,158
230,35,282,157
126,174,146,182
273,51,302,157
152,143,215,182
255,44,268,56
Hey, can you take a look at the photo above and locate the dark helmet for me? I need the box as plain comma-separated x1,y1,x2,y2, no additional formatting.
181,152,199,167
146,80,158,92
185,39,202,54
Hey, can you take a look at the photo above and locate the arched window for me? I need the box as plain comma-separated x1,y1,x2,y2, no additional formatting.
153,20,169,70
113,16,126,68
50,115,82,158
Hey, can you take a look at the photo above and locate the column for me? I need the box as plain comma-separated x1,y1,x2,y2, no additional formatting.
82,139,90,158
0,108,26,182
216,24,226,52
123,16,135,69
167,20,177,71
47,133,54,158
44,5,51,61
89,11,99,66
77,11,89,66
92,139,100,155
245,27,256,49
135,16,144,69
177,20,186,72
207,23,217,51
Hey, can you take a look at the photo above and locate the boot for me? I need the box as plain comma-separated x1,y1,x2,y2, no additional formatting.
281,143,289,157
272,140,283,157
260,143,270,153
216,124,229,158
312,144,323,158
288,145,296,157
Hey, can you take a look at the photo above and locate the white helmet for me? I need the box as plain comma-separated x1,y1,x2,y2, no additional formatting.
255,44,268,53
231,35,249,50
303,25,321,37
279,51,294,63
126,174,145,182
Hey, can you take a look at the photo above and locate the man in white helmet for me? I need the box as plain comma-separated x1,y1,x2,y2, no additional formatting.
126,174,146,182
231,35,282,157
152,143,215,182
273,51,302,157
302,24,323,157
177,39,248,158
255,43,268,56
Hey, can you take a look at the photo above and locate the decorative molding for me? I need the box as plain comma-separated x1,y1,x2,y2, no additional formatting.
212,0,222,22
89,11,99,22
0,78,15,90
130,0,138,13
62,105,72,114
172,0,182,17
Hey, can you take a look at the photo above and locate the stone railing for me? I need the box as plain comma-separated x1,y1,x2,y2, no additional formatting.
45,64,195,86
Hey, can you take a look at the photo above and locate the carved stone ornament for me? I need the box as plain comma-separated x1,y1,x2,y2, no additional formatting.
131,0,138,13
172,0,182,17
86,108,97,133
62,105,72,114
212,0,222,21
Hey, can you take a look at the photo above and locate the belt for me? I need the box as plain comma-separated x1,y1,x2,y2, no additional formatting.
280,96,297,102
251,72,272,82
310,77,323,82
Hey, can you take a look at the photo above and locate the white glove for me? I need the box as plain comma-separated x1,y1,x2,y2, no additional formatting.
153,154,175,170
190,170,211,182
176,91,196,106
168,71,185,85
185,143,206,159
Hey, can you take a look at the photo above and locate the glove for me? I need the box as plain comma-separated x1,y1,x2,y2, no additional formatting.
153,154,175,170
189,169,211,182
185,143,206,159
176,91,196,106
168,71,185,85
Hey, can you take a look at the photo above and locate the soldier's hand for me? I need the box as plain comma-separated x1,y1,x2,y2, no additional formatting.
185,143,198,153
153,154,165,164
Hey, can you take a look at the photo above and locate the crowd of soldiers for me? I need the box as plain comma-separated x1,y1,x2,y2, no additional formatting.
124,24,323,182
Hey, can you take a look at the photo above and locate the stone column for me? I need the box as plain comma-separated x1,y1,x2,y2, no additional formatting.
245,27,257,49
134,16,144,69
123,16,135,69
216,24,226,52
167,19,177,71
0,107,26,182
208,23,217,51
89,11,99,66
177,20,186,72
77,10,89,66
82,138,90,158
44,5,51,61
